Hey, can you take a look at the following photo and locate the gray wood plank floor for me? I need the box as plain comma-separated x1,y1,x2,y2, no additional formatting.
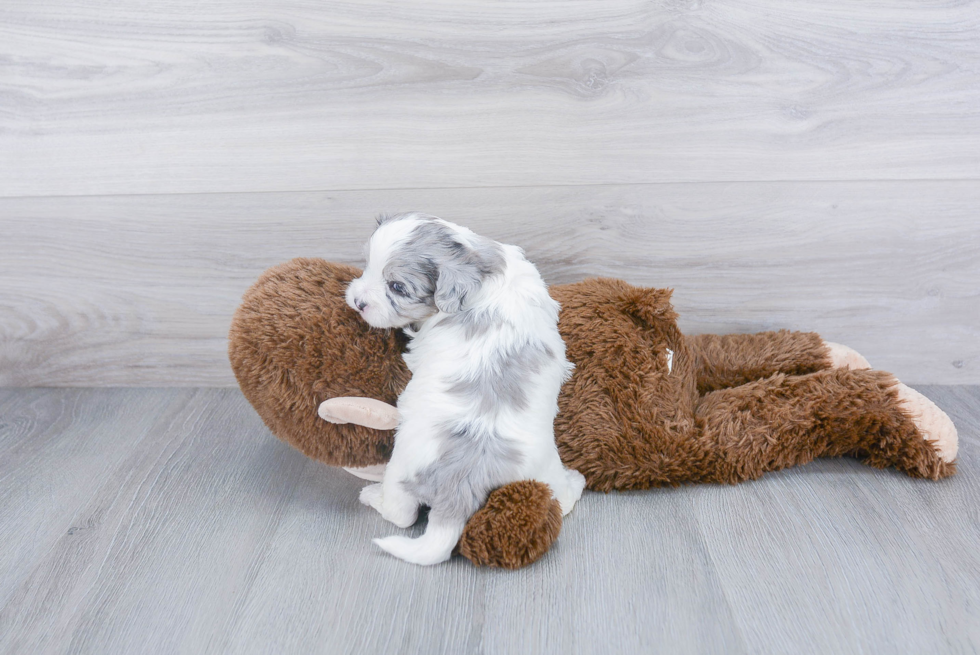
1,386,977,654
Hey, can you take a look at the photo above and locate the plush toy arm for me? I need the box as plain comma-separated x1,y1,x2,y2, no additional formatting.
318,397,401,430
685,330,833,394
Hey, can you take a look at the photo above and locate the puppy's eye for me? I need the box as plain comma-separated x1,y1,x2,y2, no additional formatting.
388,280,408,296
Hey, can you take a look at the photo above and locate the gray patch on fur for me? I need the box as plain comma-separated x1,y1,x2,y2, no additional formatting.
378,215,505,324
402,422,524,524
436,306,498,339
446,340,553,412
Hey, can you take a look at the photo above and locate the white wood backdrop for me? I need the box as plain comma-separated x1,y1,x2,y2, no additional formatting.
0,0,978,385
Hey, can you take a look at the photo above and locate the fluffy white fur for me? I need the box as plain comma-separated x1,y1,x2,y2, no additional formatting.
346,215,586,565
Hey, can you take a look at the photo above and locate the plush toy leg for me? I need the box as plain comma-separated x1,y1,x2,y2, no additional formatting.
686,330,833,394
693,368,956,483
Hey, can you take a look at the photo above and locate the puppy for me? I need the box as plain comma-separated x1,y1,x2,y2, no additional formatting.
346,213,586,565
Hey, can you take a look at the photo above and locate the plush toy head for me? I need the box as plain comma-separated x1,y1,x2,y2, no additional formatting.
229,258,410,468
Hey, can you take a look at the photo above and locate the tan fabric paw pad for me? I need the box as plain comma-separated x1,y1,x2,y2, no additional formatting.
824,341,872,370
895,383,958,463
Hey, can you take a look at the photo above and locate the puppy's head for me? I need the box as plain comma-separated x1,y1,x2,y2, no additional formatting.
346,213,504,328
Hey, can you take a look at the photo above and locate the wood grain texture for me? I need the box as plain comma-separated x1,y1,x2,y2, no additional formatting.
1,0,978,197
0,387,977,653
0,389,192,610
0,388,309,654
2,180,978,386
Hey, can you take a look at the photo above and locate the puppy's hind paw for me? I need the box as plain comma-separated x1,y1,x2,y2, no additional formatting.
373,533,455,566
557,469,587,516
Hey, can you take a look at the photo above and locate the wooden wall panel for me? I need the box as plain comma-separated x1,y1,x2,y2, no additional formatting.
1,180,977,386
1,0,978,196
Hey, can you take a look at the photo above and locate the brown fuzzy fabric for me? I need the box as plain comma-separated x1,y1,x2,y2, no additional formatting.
229,259,410,467
687,331,832,395
458,481,563,569
551,278,952,490
551,278,700,492
228,260,955,569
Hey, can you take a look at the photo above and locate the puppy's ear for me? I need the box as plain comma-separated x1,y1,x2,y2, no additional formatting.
434,260,482,314
432,231,504,314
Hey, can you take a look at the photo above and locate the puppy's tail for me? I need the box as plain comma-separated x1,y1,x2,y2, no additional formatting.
373,518,464,566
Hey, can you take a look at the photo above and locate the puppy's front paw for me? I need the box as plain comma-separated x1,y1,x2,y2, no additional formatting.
359,482,384,513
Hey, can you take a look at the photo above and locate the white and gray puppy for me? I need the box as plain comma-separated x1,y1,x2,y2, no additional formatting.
346,213,586,565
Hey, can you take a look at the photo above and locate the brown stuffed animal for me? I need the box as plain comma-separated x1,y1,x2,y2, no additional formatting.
228,258,958,568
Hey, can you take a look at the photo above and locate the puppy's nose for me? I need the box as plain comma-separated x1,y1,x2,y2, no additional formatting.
356,299,368,312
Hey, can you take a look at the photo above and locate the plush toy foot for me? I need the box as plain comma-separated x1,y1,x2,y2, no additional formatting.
894,383,958,463
824,341,872,370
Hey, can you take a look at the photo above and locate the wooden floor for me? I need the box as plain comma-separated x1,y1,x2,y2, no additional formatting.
1,385,977,654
